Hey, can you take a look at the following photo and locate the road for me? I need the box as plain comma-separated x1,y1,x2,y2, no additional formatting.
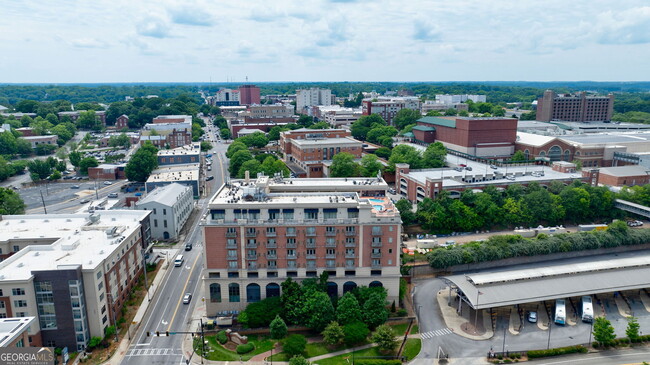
121,123,228,365
24,180,129,214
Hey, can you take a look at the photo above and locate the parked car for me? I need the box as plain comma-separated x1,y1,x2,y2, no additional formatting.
71,185,80,189
80,199,90,204
206,176,214,181
103,181,112,185
465,166,473,171
528,311,538,323
388,188,396,194
490,164,498,169
108,192,118,198
183,293,192,304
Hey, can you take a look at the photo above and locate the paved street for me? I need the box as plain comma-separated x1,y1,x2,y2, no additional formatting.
120,129,228,365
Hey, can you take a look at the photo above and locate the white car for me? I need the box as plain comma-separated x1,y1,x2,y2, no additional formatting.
528,311,538,323
183,293,192,304
103,181,112,185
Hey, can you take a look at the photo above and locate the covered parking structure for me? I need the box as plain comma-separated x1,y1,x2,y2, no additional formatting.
444,250,650,310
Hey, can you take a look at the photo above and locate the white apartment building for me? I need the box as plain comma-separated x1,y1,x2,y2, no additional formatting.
135,183,194,240
215,89,241,103
435,94,486,104
296,88,332,113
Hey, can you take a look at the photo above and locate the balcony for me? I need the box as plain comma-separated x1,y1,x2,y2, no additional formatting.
227,256,238,261
306,254,316,259
345,231,356,236
226,242,237,248
371,262,382,269
345,241,356,248
266,231,277,237
325,230,337,237
325,262,336,269
246,254,258,260
371,241,382,247
266,253,277,259
225,232,237,238
345,262,356,269
266,242,277,248
306,242,316,248
325,241,336,248
371,252,382,259
306,230,316,237
245,231,258,238
246,242,258,249
248,263,258,270
286,231,297,237
287,254,297,260
286,242,297,249
345,253,356,259
267,265,277,271
371,229,383,236
326,254,336,259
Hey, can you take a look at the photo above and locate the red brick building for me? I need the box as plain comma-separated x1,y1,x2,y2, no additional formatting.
239,85,261,106
88,164,126,180
413,116,518,157
591,165,650,187
536,90,614,122
202,176,401,313
115,114,129,129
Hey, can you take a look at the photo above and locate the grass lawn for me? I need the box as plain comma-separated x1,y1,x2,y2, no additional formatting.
268,339,373,362
402,339,422,361
313,346,392,365
389,323,409,336
198,334,276,361
411,324,419,334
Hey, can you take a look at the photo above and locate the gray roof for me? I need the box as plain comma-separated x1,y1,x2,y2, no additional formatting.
137,183,190,206
599,165,650,177
444,250,650,309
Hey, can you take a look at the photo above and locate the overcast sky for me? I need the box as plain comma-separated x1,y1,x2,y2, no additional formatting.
1,0,649,83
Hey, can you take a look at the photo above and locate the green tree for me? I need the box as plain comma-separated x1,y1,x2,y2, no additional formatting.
351,114,386,140
16,138,33,156
79,156,99,175
200,141,213,151
243,296,282,328
511,150,526,162
393,109,421,130
267,126,287,141
366,126,398,145
395,199,416,225
237,159,262,178
220,128,231,139
35,144,57,156
108,133,131,149
281,278,304,325
336,292,362,325
260,156,290,177
69,151,82,167
29,119,53,136
362,292,389,329
229,149,254,177
626,316,640,342
422,142,446,168
49,170,62,180
192,123,204,142
77,110,102,130
308,121,329,129
343,321,369,346
50,123,74,144
283,334,307,357
289,355,310,365
125,143,159,182
593,317,616,346
303,291,335,332
239,132,269,148
444,108,457,116
360,154,383,177
329,152,360,177
375,147,391,159
226,141,248,158
0,131,18,155
0,187,26,214
560,187,591,223
270,315,288,339
322,321,345,346
372,324,398,353
15,100,39,113
388,144,424,169
28,159,53,181
297,115,314,127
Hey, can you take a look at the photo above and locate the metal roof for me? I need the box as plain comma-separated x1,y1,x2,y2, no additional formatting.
418,117,457,128
412,125,436,132
444,250,650,309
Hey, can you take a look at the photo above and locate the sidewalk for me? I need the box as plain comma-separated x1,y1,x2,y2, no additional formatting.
436,289,493,341
96,255,173,365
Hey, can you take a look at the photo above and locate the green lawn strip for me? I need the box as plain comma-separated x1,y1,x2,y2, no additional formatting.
314,346,390,365
389,323,409,336
198,334,276,361
268,340,371,362
402,339,422,361
411,324,419,334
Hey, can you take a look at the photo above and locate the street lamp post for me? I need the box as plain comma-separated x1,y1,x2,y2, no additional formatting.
474,291,483,334
142,248,150,302
547,319,552,349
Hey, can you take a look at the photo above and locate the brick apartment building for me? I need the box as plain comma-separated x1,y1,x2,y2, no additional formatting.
87,164,126,180
412,116,518,157
362,97,420,125
239,85,261,106
201,176,401,314
115,114,129,129
140,120,192,149
536,90,615,122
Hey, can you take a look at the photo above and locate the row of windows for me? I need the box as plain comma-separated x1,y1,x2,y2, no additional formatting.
213,209,366,221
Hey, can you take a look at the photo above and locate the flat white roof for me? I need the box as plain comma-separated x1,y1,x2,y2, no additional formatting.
0,317,35,347
292,137,361,146
516,132,557,147
0,211,149,281
157,143,201,156
137,183,191,206
147,164,200,183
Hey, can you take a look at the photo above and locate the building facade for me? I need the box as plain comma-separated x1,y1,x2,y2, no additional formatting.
157,143,201,165
140,121,192,149
362,97,420,125
239,85,261,106
115,115,129,129
215,89,241,106
135,183,194,240
435,94,486,104
146,163,201,197
22,135,58,149
536,90,615,122
296,88,332,113
201,176,401,314
58,111,106,127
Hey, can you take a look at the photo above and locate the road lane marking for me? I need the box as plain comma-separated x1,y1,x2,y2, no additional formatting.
166,253,201,332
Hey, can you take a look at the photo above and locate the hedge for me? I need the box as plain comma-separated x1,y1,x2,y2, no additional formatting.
427,226,650,269
216,331,228,345
527,345,587,359
236,343,255,354
355,360,402,365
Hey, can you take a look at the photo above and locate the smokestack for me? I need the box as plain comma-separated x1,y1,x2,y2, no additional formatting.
245,170,250,183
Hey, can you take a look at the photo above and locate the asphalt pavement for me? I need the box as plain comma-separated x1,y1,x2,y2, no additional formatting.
120,134,229,365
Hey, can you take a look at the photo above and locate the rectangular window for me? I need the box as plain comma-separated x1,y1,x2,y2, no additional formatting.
286,227,296,236
287,249,296,258
268,209,280,220
283,209,294,220
307,260,316,269
13,245,20,252
229,285,240,302
227,250,237,258
98,282,103,291
16,312,28,317
14,300,28,307
306,227,316,236
326,237,335,245
211,209,225,220
164,220,168,228
305,209,318,220
306,249,316,256
306,238,315,247
228,261,238,269
154,219,158,227
12,288,25,296
153,209,157,214
268,260,277,268
347,208,359,219
323,208,337,219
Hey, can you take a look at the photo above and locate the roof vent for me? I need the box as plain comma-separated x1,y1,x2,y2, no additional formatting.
17,263,24,268
34,252,40,257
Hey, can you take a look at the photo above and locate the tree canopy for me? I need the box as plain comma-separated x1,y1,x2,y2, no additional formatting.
125,142,158,182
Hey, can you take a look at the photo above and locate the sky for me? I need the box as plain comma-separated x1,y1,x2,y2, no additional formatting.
1,0,649,83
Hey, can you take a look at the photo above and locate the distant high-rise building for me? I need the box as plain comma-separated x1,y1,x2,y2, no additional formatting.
239,85,261,106
296,88,332,113
536,90,615,123
435,94,486,104
214,89,241,106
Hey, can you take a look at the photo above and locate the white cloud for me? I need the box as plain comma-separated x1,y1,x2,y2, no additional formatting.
595,6,650,44
136,17,172,38
168,6,215,26
70,38,109,49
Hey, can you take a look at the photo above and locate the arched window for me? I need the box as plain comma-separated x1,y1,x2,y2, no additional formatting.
246,284,261,303
524,150,530,160
369,281,383,288
326,282,338,298
343,281,357,294
548,145,562,161
266,283,280,298
539,151,546,157
228,283,240,303
210,283,221,303
564,150,571,161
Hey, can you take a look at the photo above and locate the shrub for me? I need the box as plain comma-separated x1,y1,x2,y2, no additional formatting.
104,326,116,338
216,331,228,345
322,321,345,346
289,355,310,365
372,325,398,353
283,334,307,357
270,315,288,339
344,321,370,346
527,345,587,359
236,343,254,354
396,309,408,317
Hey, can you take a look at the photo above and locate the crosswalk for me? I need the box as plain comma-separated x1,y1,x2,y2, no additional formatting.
420,328,453,339
126,348,178,357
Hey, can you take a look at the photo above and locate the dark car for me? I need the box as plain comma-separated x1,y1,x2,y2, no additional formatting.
206,176,214,181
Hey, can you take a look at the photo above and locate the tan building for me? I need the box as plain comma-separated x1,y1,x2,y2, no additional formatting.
0,317,35,347
536,90,614,123
201,176,401,314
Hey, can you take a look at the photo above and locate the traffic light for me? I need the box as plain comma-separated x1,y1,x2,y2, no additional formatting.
146,332,150,337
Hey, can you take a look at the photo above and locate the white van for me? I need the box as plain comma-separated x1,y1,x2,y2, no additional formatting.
174,255,184,267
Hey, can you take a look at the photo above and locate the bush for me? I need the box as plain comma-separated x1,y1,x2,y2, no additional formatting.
527,345,587,359
372,324,398,353
236,343,254,354
283,334,307,357
355,360,401,365
289,355,310,365
216,331,228,345
344,321,370,346
322,321,345,346
104,326,116,338
270,315,288,339
396,309,408,317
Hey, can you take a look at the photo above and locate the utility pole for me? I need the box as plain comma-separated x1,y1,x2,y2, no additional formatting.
40,190,47,214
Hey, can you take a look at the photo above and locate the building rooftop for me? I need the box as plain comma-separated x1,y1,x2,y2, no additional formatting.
599,165,650,177
157,143,201,156
516,132,558,147
0,317,35,347
412,125,436,132
445,250,650,309
142,122,191,132
292,137,361,147
137,183,191,206
0,211,149,281
561,132,650,145
418,117,457,128
153,115,192,123
22,135,56,140
147,163,200,183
